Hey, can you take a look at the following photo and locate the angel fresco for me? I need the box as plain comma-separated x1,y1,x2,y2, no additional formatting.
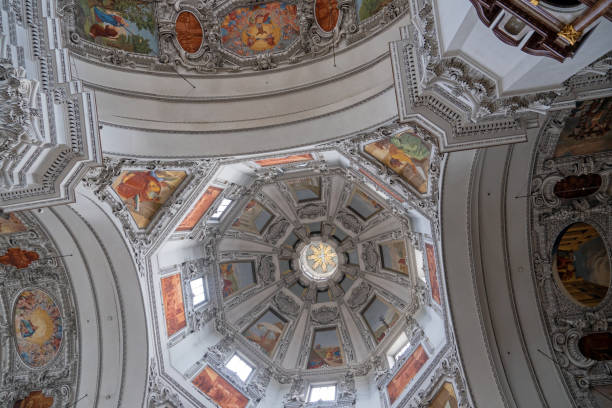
112,170,186,229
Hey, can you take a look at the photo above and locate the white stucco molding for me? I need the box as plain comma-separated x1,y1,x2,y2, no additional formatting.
0,0,102,212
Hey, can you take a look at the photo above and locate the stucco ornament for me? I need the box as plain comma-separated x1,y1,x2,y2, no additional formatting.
528,63,612,407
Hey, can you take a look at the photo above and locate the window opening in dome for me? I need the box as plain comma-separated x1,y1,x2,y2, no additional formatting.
300,242,339,281
387,332,410,367
332,227,348,243
290,282,308,299
346,249,359,265
225,354,253,382
316,289,331,303
211,198,233,219
414,248,425,282
284,232,299,248
190,278,206,306
347,189,383,220
308,384,337,402
339,275,355,293
307,222,322,235
279,259,293,275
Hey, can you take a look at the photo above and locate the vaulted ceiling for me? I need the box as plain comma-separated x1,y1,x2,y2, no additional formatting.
1,0,611,407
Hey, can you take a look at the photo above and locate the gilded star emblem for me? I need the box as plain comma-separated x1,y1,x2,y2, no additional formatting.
307,243,337,272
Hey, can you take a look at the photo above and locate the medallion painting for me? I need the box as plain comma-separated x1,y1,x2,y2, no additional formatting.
14,289,63,368
243,309,287,356
553,223,610,307
220,262,257,298
429,382,458,408
0,213,27,235
554,97,612,157
387,345,428,404
0,247,39,269
161,274,186,336
426,243,441,305
176,186,223,231
356,0,393,21
13,391,54,408
112,170,186,229
76,0,158,55
231,200,274,235
347,189,383,220
362,296,400,343
307,327,344,369
175,11,203,53
220,2,300,57
192,366,249,408
254,153,313,167
379,240,409,274
365,133,431,194
315,0,339,32
286,177,321,202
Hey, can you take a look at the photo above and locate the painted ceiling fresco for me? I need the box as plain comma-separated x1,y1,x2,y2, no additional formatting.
231,200,274,235
65,0,408,72
175,11,204,53
387,345,428,404
553,222,610,307
75,0,158,55
0,213,27,235
161,274,187,336
308,327,344,369
315,0,339,32
365,133,431,194
220,2,299,56
13,391,54,408
554,97,612,157
14,289,63,368
426,243,441,305
243,309,287,356
192,366,249,408
176,186,223,231
254,153,313,167
112,170,187,229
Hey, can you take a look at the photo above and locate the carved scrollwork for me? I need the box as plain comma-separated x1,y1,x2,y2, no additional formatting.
346,281,371,309
265,218,291,245
311,305,339,324
297,203,326,219
274,291,301,317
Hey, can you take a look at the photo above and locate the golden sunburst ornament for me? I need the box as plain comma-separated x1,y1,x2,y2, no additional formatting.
307,242,337,273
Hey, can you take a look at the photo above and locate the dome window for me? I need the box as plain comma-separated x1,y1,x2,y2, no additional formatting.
225,354,253,382
387,332,411,367
308,384,337,402
190,278,206,306
211,198,233,220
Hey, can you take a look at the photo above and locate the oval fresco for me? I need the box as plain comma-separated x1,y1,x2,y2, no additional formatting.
176,11,203,53
219,2,299,56
553,174,602,199
315,0,339,32
579,332,612,361
14,289,63,368
553,223,611,307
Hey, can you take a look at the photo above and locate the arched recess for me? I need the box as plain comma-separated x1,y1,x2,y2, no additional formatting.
440,131,573,407
34,187,148,408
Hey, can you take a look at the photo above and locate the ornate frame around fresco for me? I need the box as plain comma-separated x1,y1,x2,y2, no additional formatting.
529,95,612,408
61,0,408,73
0,212,79,407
